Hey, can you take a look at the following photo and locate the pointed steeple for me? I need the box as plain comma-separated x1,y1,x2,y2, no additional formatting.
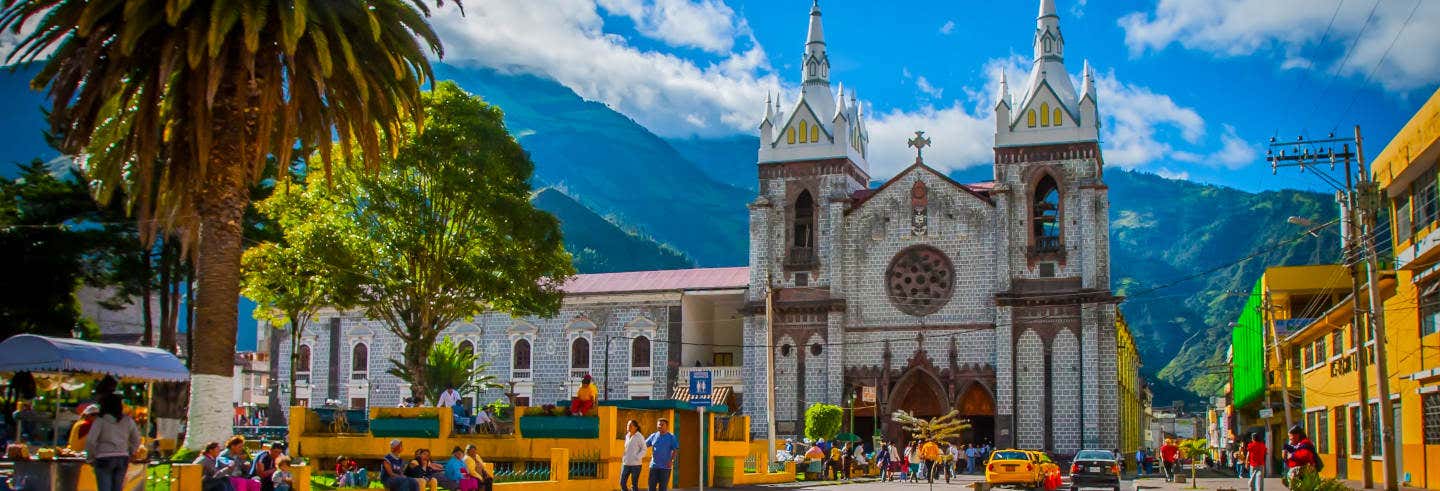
1038,0,1056,19
995,68,1011,109
762,92,774,124
802,0,830,86
1081,60,1096,101
834,82,847,121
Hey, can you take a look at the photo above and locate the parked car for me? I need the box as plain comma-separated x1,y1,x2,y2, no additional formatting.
1068,449,1122,491
986,449,1043,489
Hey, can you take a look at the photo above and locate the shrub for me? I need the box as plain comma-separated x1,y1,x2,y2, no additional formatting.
803,403,843,442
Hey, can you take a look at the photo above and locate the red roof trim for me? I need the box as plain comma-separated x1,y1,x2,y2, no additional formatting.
846,162,995,214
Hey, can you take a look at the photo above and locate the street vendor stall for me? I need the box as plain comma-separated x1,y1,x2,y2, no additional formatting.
0,334,189,491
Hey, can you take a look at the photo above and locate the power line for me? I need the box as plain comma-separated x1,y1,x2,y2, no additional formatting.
1300,0,1383,129
1332,0,1424,134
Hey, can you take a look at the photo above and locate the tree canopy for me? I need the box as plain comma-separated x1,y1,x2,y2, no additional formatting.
804,403,843,442
267,81,574,399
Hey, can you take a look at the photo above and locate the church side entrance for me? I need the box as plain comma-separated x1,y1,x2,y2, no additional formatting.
957,383,997,446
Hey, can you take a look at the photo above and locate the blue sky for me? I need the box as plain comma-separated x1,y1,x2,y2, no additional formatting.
425,0,1440,193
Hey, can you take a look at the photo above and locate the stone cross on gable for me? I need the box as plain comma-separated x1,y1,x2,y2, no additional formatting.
907,130,931,164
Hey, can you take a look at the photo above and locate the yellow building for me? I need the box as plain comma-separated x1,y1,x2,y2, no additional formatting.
1280,87,1440,489
1116,310,1146,469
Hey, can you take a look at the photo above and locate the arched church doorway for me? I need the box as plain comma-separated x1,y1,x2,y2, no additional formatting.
885,370,946,446
956,383,997,446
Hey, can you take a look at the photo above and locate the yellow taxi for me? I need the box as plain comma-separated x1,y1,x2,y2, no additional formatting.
985,449,1043,488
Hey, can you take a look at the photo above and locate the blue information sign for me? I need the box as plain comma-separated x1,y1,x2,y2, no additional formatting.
689,370,712,407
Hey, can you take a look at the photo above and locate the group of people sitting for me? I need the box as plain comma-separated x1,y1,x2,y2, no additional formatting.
776,438,868,481
381,439,494,491
434,387,497,434
194,439,291,491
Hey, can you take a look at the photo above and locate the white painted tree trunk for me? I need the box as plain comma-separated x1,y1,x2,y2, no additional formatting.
183,373,235,450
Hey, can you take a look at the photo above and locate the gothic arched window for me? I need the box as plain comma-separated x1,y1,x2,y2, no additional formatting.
513,339,531,370
787,127,796,144
1053,108,1063,126
793,190,815,250
351,343,368,380
799,121,809,143
810,125,819,142
1027,110,1036,128
1033,174,1061,251
296,345,312,375
1043,37,1053,54
1040,102,1051,127
631,337,651,368
571,337,590,370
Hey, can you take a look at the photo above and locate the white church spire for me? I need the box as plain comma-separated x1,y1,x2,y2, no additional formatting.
995,68,1011,109
802,0,829,86
996,0,1099,147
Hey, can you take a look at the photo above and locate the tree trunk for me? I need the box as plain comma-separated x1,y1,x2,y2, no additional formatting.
141,244,154,346
181,70,256,450
184,270,194,366
404,334,430,404
289,319,302,408
158,240,176,353
266,321,285,426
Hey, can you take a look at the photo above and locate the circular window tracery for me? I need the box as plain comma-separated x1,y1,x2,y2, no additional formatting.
810,343,823,356
886,245,955,316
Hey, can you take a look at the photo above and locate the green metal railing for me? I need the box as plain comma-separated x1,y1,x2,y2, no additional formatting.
568,450,603,479
492,461,551,483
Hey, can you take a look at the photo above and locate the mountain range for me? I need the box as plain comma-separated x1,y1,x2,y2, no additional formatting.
0,63,1343,404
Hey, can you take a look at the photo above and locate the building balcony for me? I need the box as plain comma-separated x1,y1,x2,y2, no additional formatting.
784,247,818,270
511,369,532,381
629,367,652,379
678,365,743,389
1030,236,1063,255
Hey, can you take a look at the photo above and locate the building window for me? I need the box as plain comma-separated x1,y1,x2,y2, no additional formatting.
351,343,368,380
1053,108,1063,126
1040,102,1051,127
792,190,815,260
787,127,796,144
1027,110,1036,127
780,343,793,357
459,340,475,362
1369,402,1383,456
1290,345,1301,370
810,343,823,356
1334,406,1348,456
1331,329,1344,356
1315,337,1327,363
1043,37,1053,53
571,337,591,370
1349,406,1362,455
1413,167,1437,234
1309,410,1329,453
1033,174,1061,251
885,245,956,316
810,125,819,142
1423,392,1440,445
631,336,651,368
1396,196,1413,245
296,344,312,381
513,339,531,372
1422,284,1440,337
1303,343,1314,368
712,352,734,366
799,121,809,143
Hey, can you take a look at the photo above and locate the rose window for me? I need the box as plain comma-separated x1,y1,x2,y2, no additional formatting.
886,245,955,316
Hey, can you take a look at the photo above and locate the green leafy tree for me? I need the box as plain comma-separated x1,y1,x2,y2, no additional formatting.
284,81,574,401
1,0,452,448
891,409,971,443
804,403,843,442
0,161,100,339
386,337,500,405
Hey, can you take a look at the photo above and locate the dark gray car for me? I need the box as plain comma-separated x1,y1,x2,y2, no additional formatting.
1068,449,1121,491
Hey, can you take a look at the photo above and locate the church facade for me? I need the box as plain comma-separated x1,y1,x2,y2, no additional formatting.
738,0,1117,452
270,0,1121,454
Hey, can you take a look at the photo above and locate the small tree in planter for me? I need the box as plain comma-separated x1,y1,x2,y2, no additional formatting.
804,403,843,442
1178,438,1209,489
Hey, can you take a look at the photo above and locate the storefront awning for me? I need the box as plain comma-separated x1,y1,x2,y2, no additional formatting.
0,334,190,382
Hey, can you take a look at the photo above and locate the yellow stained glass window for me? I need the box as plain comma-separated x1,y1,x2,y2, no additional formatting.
1040,103,1050,127
1027,110,1036,127
800,121,809,142
810,125,819,142
1054,108,1063,126
788,128,796,144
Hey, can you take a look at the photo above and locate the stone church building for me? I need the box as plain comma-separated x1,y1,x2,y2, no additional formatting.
273,0,1120,453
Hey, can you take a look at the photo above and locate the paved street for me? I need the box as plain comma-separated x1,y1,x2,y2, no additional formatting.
670,474,1303,491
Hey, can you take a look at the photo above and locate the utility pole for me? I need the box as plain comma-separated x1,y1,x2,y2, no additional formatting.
765,276,778,468
1266,129,1397,489
1264,291,1294,456
1353,125,1399,491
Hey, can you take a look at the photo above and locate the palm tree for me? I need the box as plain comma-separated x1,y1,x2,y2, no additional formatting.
1,0,453,448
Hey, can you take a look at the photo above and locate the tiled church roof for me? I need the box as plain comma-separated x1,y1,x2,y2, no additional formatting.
562,267,749,295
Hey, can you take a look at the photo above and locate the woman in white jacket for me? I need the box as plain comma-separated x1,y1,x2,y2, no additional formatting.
620,419,646,491
86,394,142,491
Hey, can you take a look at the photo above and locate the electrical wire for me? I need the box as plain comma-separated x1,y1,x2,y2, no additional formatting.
1332,0,1425,135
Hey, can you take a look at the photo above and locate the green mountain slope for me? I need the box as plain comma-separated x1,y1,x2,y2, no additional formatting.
433,64,750,267
669,135,1339,403
533,187,694,273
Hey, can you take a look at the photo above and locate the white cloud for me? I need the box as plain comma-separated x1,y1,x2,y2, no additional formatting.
866,103,994,178
1154,168,1190,180
915,76,944,99
1070,0,1088,18
432,0,781,138
1092,69,1206,169
0,14,50,65
1119,0,1440,91
939,20,956,35
596,0,740,53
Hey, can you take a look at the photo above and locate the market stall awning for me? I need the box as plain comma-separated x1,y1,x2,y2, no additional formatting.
0,334,189,382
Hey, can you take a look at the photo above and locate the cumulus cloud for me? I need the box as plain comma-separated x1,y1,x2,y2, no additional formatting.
1093,69,1206,169
939,20,956,35
1154,168,1191,180
1171,124,1257,169
866,102,994,178
1119,0,1440,91
915,76,944,99
430,0,782,138
596,0,741,53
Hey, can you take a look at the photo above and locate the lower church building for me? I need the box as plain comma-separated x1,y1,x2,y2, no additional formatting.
274,0,1128,454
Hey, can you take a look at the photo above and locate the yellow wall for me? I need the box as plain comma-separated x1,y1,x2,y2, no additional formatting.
1285,270,1440,489
1117,311,1144,469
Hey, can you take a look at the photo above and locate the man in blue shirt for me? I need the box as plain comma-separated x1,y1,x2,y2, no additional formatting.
646,418,680,491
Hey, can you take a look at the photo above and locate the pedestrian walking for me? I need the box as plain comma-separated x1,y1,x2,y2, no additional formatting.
1282,425,1320,485
946,443,961,482
877,441,892,481
920,439,941,483
86,394,141,491
646,418,680,491
1160,439,1179,482
1134,448,1146,477
1232,444,1247,477
620,420,645,491
1245,433,1267,491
